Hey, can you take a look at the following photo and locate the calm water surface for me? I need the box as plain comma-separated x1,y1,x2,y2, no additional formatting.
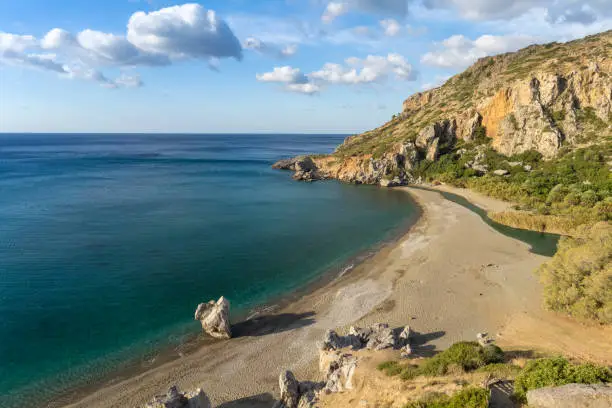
0,134,418,406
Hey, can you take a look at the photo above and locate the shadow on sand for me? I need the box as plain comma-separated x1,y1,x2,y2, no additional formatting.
217,393,276,408
232,311,316,338
391,327,446,357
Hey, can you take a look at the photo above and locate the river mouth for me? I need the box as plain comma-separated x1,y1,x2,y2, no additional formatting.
413,186,560,257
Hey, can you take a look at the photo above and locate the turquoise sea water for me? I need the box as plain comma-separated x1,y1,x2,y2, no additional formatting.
0,134,418,406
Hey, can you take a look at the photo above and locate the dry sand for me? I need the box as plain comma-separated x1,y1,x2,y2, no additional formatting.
60,187,612,408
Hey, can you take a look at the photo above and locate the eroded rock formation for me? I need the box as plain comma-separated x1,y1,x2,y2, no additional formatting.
194,296,232,339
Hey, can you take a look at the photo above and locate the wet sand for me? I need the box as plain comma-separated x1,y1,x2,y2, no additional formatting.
61,187,612,408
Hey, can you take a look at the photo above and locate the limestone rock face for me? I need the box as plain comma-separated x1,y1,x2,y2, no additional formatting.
278,370,300,408
416,120,456,161
194,297,232,339
320,351,358,393
526,384,612,408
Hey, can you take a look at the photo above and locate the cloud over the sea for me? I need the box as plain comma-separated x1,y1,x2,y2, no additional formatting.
0,3,242,88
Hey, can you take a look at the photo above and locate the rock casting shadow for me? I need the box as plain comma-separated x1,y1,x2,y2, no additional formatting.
232,311,316,338
396,328,445,357
217,393,276,408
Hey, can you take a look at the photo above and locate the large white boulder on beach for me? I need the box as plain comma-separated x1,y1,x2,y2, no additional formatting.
194,296,232,339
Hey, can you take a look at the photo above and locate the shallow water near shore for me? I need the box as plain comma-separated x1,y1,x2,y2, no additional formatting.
0,134,418,407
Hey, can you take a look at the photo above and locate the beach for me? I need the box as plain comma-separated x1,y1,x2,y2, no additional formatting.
60,186,612,408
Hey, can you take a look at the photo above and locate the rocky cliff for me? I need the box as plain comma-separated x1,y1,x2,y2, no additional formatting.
275,30,612,187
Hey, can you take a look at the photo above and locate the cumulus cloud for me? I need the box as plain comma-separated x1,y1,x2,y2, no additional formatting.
380,19,402,36
258,52,416,95
421,33,536,68
311,53,417,84
244,37,297,58
256,66,319,94
256,66,308,84
127,4,242,61
1,3,242,89
322,0,409,23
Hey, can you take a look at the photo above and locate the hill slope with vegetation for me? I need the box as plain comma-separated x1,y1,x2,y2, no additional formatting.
275,30,611,325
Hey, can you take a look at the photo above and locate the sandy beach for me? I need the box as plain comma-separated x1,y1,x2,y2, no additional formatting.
60,186,612,408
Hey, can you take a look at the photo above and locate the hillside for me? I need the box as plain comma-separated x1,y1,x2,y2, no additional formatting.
275,30,612,233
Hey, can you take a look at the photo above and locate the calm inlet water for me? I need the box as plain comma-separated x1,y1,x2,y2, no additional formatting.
0,134,418,406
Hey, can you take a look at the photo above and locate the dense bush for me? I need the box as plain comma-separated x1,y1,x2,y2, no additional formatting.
537,222,612,323
404,387,489,408
420,342,505,376
514,357,612,401
377,342,505,380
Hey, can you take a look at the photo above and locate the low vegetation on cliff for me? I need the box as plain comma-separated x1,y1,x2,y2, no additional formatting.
377,342,611,407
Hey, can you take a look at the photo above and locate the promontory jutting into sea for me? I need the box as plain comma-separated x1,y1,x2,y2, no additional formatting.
0,1,611,407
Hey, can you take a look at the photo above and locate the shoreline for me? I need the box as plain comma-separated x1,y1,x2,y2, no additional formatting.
38,190,423,408
56,186,612,408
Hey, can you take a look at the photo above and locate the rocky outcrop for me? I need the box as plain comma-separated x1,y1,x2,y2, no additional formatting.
526,384,612,408
274,31,611,186
416,119,457,161
146,386,212,408
320,323,411,352
194,297,232,339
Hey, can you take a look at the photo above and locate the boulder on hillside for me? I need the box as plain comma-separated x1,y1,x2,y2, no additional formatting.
526,384,612,408
194,296,232,339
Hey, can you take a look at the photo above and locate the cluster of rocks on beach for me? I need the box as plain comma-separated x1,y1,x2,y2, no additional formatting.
146,297,612,408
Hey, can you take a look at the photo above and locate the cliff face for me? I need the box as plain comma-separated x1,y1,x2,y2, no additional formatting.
277,30,612,186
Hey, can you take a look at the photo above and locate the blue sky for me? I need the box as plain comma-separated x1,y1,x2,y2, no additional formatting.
1,0,610,133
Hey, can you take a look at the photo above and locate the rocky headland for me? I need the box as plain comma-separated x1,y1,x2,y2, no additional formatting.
273,31,611,189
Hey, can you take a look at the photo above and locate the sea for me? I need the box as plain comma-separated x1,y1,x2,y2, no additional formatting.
0,133,419,407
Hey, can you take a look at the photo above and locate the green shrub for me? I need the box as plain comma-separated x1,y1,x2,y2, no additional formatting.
537,222,612,323
404,387,489,408
552,110,566,122
514,357,612,401
400,365,421,380
420,342,504,376
476,363,521,378
377,361,403,376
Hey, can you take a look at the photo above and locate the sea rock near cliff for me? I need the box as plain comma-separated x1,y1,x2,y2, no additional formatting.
194,296,232,339
526,383,612,408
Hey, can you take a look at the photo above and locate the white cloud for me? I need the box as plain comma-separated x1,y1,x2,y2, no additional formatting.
256,66,318,94
256,66,308,84
0,32,37,52
421,33,536,68
127,4,242,61
258,52,416,95
76,29,170,66
244,37,298,58
41,28,77,49
322,2,350,23
1,3,243,89
287,82,320,94
380,19,402,36
322,0,409,23
422,0,612,23
311,53,417,84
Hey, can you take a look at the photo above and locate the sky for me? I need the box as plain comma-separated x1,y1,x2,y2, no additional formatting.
0,0,610,133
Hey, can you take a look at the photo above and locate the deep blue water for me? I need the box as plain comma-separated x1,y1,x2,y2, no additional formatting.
0,134,417,406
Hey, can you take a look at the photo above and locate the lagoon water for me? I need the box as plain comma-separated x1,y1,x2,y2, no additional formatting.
0,133,417,406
